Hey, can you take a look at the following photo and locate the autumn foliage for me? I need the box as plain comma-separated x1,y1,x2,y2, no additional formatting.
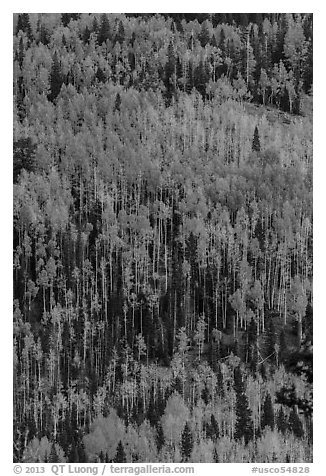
13,13,312,463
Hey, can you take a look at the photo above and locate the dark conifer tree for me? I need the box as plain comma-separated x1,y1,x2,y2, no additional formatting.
48,51,63,102
252,125,261,152
210,414,220,440
13,137,37,183
240,14,249,27
61,14,70,27
114,92,122,112
48,443,59,463
210,34,218,48
176,57,183,86
200,383,209,404
164,40,177,101
114,441,127,463
234,367,253,444
245,319,259,373
235,392,253,443
17,36,24,69
92,16,99,35
274,15,288,64
261,393,275,430
39,23,49,45
279,328,287,362
69,444,79,463
187,32,194,50
156,424,165,453
198,21,211,47
259,363,267,380
96,66,106,83
265,317,277,361
288,408,304,438
115,20,125,44
303,40,313,93
130,31,136,47
98,14,111,45
181,422,193,462
77,440,87,463
61,14,80,27
16,14,32,41
276,407,287,434
233,338,240,357
216,364,225,398
185,61,194,94
209,339,220,371
219,28,226,53
82,26,91,44
213,448,219,462
194,58,210,98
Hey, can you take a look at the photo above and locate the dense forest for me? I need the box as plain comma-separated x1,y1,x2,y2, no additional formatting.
13,13,313,463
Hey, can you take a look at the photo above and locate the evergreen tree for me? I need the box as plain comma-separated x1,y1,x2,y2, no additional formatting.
17,36,24,69
219,28,226,54
69,444,79,463
181,422,193,462
165,40,176,100
39,23,49,45
246,317,258,364
61,14,80,27
210,414,219,440
114,92,122,112
234,367,253,444
48,51,63,102
209,339,220,371
276,407,287,434
265,317,277,362
240,13,249,27
13,138,37,183
188,32,194,51
48,443,59,463
261,393,275,430
194,58,210,98
211,34,218,48
198,21,211,47
115,20,125,44
156,424,165,453
92,17,99,35
114,441,127,463
96,66,106,83
252,125,261,152
130,31,136,47
274,15,288,64
185,61,194,94
98,14,111,45
303,39,313,93
288,408,304,438
78,440,87,463
216,364,225,398
82,26,91,44
16,13,32,40
235,391,253,443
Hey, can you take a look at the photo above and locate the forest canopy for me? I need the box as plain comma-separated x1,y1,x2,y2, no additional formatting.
13,12,312,464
